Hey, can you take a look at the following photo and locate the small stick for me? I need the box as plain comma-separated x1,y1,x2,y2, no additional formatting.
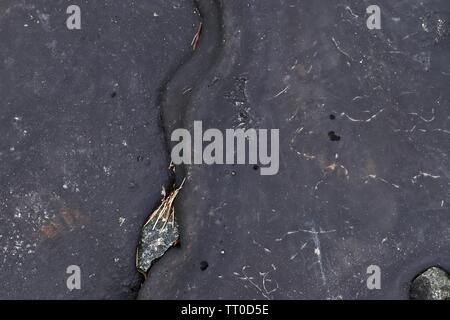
143,178,186,231
191,22,203,50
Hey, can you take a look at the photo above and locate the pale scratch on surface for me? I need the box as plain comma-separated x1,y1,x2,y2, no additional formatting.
433,128,450,134
276,227,336,242
289,242,308,260
272,85,290,99
408,108,435,123
290,59,298,70
290,127,317,161
411,171,441,184
275,224,335,289
313,179,324,191
311,227,327,286
344,5,359,18
252,239,272,254
352,95,369,101
326,163,350,180
394,124,417,134
290,127,304,145
234,265,279,300
296,151,316,160
363,175,400,189
331,37,352,63
340,108,384,122
288,107,300,122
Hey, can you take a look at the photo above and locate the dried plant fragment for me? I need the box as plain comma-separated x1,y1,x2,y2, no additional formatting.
136,179,185,275
191,22,203,50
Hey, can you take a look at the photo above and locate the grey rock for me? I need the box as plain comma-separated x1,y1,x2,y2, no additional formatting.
136,181,184,274
410,267,450,300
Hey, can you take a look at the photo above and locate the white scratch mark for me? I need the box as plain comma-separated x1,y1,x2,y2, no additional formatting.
277,227,335,242
331,37,352,63
296,151,316,160
433,128,450,134
340,108,384,122
344,6,359,18
289,242,308,260
272,85,290,98
364,175,400,189
326,163,350,180
290,127,304,145
352,95,369,101
314,179,324,191
311,227,327,286
411,171,441,184
408,108,435,123
234,265,278,300
288,107,300,122
394,125,417,134
252,239,272,254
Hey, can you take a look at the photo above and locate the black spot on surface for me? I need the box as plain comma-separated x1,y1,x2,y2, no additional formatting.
253,165,259,171
239,111,249,119
136,155,144,162
111,92,117,98
328,131,341,141
329,114,335,120
200,261,209,271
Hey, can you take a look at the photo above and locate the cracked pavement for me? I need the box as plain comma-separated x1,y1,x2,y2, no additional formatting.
1,0,450,300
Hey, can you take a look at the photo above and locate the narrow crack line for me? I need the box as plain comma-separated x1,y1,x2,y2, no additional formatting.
136,0,225,293
157,0,224,186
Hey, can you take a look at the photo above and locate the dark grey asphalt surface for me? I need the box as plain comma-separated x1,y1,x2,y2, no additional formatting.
0,0,198,299
1,0,450,300
139,0,450,299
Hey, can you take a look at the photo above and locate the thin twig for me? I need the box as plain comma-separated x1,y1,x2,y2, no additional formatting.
191,22,203,50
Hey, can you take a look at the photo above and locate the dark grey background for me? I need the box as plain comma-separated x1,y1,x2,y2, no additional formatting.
0,0,198,299
140,0,450,300
1,0,450,300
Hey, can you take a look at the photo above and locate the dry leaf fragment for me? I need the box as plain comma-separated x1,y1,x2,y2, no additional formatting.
136,179,186,274
191,22,203,50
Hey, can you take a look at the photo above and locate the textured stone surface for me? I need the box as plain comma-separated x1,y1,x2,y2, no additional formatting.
0,0,198,299
410,267,450,300
139,0,450,300
2,0,450,300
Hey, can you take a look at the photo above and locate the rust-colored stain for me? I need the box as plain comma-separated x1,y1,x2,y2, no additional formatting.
60,208,75,228
364,158,377,176
38,198,89,241
40,223,59,239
